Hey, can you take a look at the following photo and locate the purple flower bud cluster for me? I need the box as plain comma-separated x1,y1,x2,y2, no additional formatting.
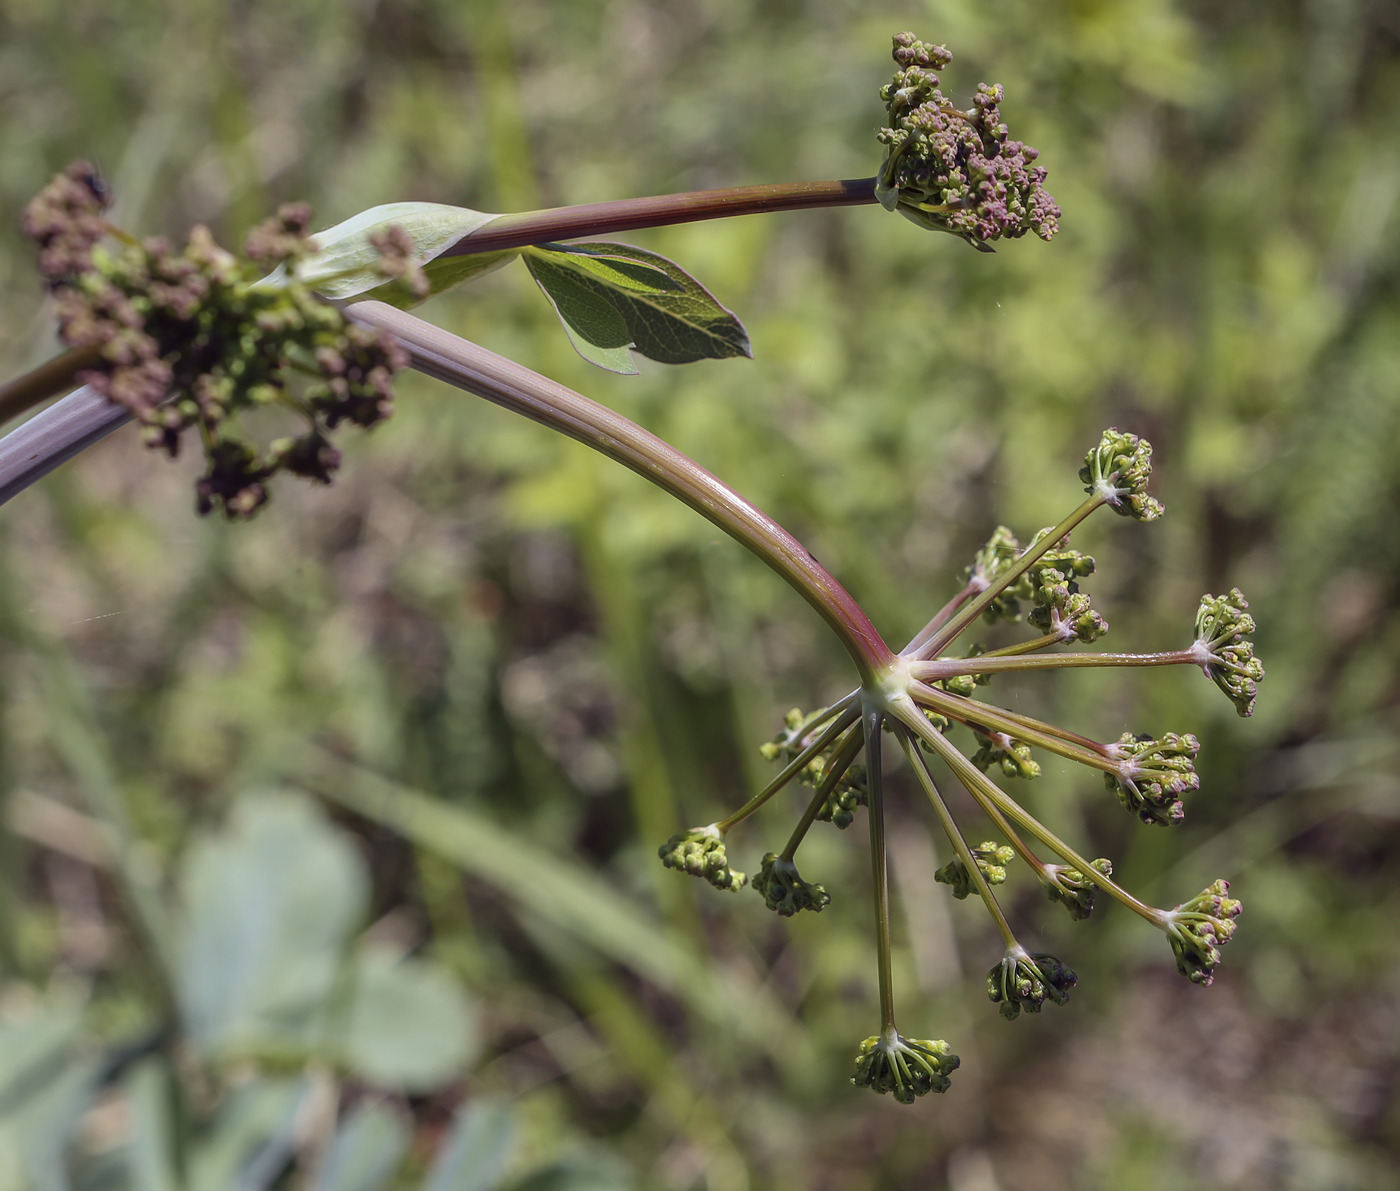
1105,731,1201,826
21,163,409,518
1163,880,1243,985
876,33,1060,250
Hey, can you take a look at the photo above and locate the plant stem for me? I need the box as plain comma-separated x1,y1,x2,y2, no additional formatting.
902,582,977,657
440,179,879,257
715,701,859,833
779,727,863,861
0,179,879,431
913,648,1197,679
897,729,1017,948
863,705,897,1033
902,708,1159,923
0,344,101,429
914,494,1106,660
344,300,897,681
912,681,1112,772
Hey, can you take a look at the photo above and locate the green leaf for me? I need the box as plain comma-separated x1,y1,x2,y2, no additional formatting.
523,241,752,374
255,201,515,305
313,1102,411,1191
175,793,368,1058
343,949,478,1092
187,1078,307,1191
301,753,813,1071
0,1002,100,1189
422,1101,516,1191
125,1058,180,1191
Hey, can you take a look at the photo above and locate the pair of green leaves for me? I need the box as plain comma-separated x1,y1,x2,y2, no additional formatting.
280,202,751,375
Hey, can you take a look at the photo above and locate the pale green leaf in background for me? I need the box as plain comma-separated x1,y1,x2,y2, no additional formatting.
422,1101,516,1191
0,1005,97,1191
312,1101,411,1191
342,950,478,1091
176,793,368,1058
124,1058,180,1191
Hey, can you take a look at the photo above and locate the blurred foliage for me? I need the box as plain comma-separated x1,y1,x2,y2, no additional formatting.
2,0,1400,1187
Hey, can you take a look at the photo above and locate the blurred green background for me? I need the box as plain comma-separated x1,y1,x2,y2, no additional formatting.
2,0,1400,1187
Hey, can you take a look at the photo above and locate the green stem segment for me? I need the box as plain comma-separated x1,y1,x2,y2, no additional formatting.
863,706,897,1033
914,495,1106,660
913,648,1198,680
896,729,1017,948
345,301,897,681
440,179,879,257
913,681,1114,774
716,701,859,833
779,727,864,861
901,706,1159,924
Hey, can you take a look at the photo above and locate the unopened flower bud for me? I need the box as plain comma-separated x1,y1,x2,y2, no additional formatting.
935,842,1015,899
971,731,1040,780
1080,429,1164,521
1043,858,1113,920
1104,732,1200,826
851,1030,959,1103
1191,590,1265,717
1160,879,1243,985
1028,566,1109,643
986,948,1077,1019
658,825,746,891
815,764,868,829
752,853,831,916
965,525,1025,623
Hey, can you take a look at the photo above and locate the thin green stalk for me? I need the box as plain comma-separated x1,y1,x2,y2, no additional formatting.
912,647,1198,680
863,706,897,1033
899,706,1160,924
977,632,1065,658
900,582,976,657
915,495,1106,660
912,681,1113,773
895,728,1017,948
440,179,879,257
716,701,860,833
344,300,898,682
779,726,863,861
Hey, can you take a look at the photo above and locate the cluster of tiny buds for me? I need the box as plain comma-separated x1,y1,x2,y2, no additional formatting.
876,32,1060,249
851,1032,959,1103
22,162,410,518
987,948,1077,1020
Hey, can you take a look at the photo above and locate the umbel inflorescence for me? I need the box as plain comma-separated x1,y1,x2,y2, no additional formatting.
876,32,1060,250
21,162,411,517
660,430,1259,1102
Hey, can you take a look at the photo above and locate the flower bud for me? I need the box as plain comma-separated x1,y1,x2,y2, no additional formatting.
986,948,1077,1019
658,825,746,892
1192,590,1265,717
934,842,1015,899
752,853,831,916
971,731,1041,780
1103,732,1200,826
851,1031,959,1103
1161,879,1242,985
1043,859,1113,920
1080,429,1164,521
